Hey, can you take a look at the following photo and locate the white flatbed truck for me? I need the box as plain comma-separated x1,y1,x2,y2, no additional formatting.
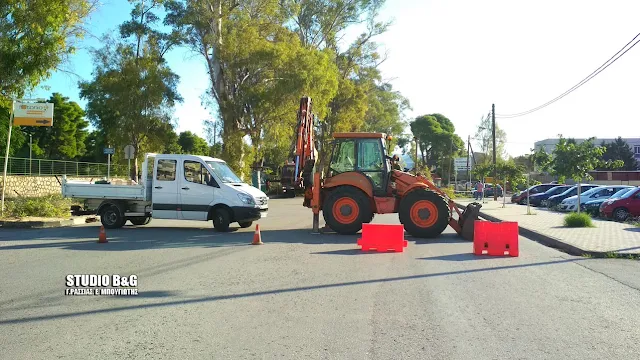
62,153,268,230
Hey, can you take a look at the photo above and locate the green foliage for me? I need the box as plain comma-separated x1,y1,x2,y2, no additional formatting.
178,131,209,155
410,113,463,176
0,0,93,104
552,136,604,183
530,147,552,173
564,212,594,228
598,137,638,171
475,115,507,160
0,106,26,156
4,194,73,219
20,93,89,160
441,186,456,199
80,1,182,177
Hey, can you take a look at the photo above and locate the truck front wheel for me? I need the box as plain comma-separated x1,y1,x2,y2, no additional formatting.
101,204,125,229
213,208,231,232
129,217,151,226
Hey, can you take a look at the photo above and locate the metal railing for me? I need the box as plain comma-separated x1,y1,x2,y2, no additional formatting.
6,157,128,177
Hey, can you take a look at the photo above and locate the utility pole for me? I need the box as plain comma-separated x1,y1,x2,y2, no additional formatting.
29,134,32,176
492,103,497,201
447,137,453,186
466,135,470,192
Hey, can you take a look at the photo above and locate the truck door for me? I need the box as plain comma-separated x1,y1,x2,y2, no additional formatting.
152,158,179,219
180,159,217,220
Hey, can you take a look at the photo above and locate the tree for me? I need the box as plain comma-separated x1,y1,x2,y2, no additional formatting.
530,147,553,174
18,93,89,160
166,0,339,176
598,137,638,171
80,1,183,178
0,0,95,105
551,136,605,213
178,131,209,155
512,155,534,173
474,115,507,160
410,114,463,177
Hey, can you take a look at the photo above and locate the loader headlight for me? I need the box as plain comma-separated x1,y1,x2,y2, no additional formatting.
237,193,255,205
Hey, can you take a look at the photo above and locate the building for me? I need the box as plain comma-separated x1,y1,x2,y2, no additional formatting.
533,138,640,160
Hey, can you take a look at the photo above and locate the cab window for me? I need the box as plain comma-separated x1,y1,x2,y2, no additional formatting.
156,159,176,181
184,160,217,187
330,139,356,174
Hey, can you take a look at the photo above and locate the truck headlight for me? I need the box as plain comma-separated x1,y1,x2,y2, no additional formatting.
237,193,255,205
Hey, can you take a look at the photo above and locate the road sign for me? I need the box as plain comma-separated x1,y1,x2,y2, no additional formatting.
124,145,135,160
103,148,115,155
454,157,472,170
13,102,54,127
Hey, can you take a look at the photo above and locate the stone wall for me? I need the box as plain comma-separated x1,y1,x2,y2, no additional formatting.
1,176,129,198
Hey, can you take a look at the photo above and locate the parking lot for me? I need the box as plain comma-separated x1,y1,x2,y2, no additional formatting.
2,197,640,359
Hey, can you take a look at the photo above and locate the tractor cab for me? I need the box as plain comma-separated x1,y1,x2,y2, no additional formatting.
328,133,392,196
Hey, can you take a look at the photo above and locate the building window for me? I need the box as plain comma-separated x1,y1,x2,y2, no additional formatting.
634,145,640,155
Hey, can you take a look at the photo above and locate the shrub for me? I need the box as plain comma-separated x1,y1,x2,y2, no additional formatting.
4,194,73,219
564,212,594,228
441,186,456,199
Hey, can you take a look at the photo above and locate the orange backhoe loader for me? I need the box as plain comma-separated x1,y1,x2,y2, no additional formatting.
291,96,481,239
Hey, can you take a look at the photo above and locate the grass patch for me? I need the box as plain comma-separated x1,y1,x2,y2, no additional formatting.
3,194,73,219
563,212,595,228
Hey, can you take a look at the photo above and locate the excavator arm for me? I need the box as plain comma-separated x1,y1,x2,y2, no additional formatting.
291,96,318,208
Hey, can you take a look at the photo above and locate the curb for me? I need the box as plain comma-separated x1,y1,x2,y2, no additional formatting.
0,219,75,229
455,202,597,257
0,216,95,229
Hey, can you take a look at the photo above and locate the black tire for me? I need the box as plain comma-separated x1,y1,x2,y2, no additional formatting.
129,217,151,226
213,208,231,232
613,207,630,222
399,189,450,238
101,204,125,229
322,186,372,235
238,221,253,228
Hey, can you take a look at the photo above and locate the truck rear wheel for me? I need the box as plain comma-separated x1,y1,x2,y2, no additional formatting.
322,187,372,235
101,204,125,229
399,189,450,238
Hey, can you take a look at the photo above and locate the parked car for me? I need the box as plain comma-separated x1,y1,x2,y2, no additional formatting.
600,186,640,221
512,183,560,204
583,187,635,216
559,185,633,212
528,185,571,207
546,184,599,209
474,184,503,198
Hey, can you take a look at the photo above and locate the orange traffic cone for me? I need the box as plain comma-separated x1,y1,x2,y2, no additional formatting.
251,224,263,245
98,226,108,243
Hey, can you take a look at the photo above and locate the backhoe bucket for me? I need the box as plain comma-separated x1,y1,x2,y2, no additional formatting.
458,202,482,241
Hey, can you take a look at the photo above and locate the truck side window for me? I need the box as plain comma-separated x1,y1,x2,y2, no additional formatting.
156,159,176,181
184,161,217,186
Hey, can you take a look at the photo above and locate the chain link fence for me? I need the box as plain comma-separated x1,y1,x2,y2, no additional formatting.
5,157,128,177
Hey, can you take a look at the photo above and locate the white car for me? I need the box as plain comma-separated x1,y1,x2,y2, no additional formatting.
558,185,633,212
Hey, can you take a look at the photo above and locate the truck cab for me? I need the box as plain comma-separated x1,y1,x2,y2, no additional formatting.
62,153,268,231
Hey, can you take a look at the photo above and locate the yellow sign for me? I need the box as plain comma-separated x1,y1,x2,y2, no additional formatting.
484,177,494,183
13,102,54,127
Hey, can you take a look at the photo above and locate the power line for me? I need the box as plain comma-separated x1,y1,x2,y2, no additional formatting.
496,31,640,119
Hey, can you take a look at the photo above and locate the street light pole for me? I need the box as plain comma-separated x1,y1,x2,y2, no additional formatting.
29,134,32,176
492,104,497,201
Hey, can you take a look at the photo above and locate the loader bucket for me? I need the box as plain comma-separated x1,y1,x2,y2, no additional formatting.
458,202,482,241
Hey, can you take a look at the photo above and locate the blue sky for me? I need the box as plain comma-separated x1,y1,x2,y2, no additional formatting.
33,0,640,157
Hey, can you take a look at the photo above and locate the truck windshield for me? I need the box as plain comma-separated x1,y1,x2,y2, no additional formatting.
207,161,243,183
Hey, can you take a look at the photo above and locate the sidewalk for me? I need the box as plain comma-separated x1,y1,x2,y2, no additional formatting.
456,197,640,256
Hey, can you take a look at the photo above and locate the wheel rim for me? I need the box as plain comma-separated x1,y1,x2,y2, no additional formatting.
332,197,359,224
104,210,117,226
615,209,628,221
410,200,438,228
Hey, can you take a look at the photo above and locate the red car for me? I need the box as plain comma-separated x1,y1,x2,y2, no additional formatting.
600,187,640,221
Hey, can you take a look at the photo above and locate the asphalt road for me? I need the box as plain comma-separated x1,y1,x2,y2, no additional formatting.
1,197,640,359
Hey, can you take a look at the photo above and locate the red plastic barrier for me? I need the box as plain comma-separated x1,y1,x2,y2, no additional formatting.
357,224,408,252
473,220,519,257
